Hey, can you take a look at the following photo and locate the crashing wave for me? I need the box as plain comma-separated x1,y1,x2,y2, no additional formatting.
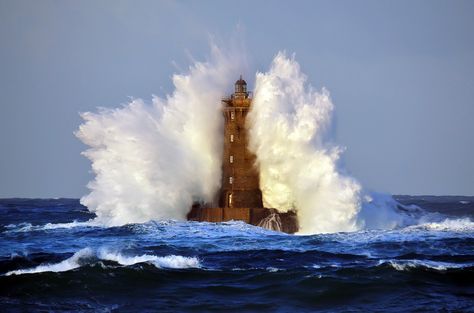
75,45,427,234
6,248,95,276
5,247,200,276
97,248,200,269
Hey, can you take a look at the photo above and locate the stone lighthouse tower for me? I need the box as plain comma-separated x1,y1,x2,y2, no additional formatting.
218,76,263,209
187,76,298,233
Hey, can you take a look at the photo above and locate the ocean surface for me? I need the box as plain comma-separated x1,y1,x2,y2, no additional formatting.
1,196,473,312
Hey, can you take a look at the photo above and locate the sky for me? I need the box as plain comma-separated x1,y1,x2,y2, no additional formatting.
0,0,473,197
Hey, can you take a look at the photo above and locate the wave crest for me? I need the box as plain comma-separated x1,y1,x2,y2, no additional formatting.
380,259,474,272
408,218,474,232
5,248,200,276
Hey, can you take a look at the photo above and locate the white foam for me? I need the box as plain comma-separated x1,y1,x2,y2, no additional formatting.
73,45,430,235
4,222,33,232
4,220,99,233
76,45,246,226
231,267,282,272
381,259,474,272
247,53,361,234
44,220,98,229
97,249,200,269
408,218,474,232
5,248,200,276
5,248,94,276
150,255,201,269
248,53,409,234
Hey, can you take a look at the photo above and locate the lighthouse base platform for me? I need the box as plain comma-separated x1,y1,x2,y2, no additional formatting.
187,204,298,234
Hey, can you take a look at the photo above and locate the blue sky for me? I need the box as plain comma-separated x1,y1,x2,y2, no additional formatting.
0,0,473,197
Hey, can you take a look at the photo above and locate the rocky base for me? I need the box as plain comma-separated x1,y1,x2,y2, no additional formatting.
187,204,298,234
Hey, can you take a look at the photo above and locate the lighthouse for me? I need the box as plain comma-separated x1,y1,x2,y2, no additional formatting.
187,76,298,233
219,76,263,209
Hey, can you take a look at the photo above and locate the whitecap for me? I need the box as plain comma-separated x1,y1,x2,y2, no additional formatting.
150,255,201,269
5,247,200,276
379,259,474,272
42,220,101,230
97,249,200,269
408,218,474,232
3,220,100,233
5,248,95,276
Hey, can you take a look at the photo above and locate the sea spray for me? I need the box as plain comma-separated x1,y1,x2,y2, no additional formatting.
76,45,245,226
247,53,361,234
77,45,409,233
248,52,409,234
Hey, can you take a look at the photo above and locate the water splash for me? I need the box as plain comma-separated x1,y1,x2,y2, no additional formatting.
77,46,410,234
257,212,282,232
76,45,245,226
247,53,360,234
248,53,409,234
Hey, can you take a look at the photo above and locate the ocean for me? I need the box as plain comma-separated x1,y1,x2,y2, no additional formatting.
1,196,473,312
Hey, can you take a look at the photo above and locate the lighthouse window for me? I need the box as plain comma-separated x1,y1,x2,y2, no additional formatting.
230,134,234,142
229,176,233,184
230,155,233,163
230,111,235,120
228,193,233,206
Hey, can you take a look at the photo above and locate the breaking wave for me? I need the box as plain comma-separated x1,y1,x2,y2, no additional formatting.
76,45,245,226
5,247,200,276
6,248,95,276
77,46,418,234
406,217,474,232
248,53,412,234
96,248,200,269
380,259,474,272
4,220,99,233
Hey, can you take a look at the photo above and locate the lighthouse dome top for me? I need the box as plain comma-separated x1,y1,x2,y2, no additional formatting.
234,75,247,95
235,75,247,86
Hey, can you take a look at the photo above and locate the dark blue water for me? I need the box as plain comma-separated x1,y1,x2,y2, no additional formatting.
1,197,473,312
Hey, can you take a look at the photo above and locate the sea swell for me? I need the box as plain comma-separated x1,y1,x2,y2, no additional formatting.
5,248,201,276
1,198,473,312
3,220,473,276
2,250,472,313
